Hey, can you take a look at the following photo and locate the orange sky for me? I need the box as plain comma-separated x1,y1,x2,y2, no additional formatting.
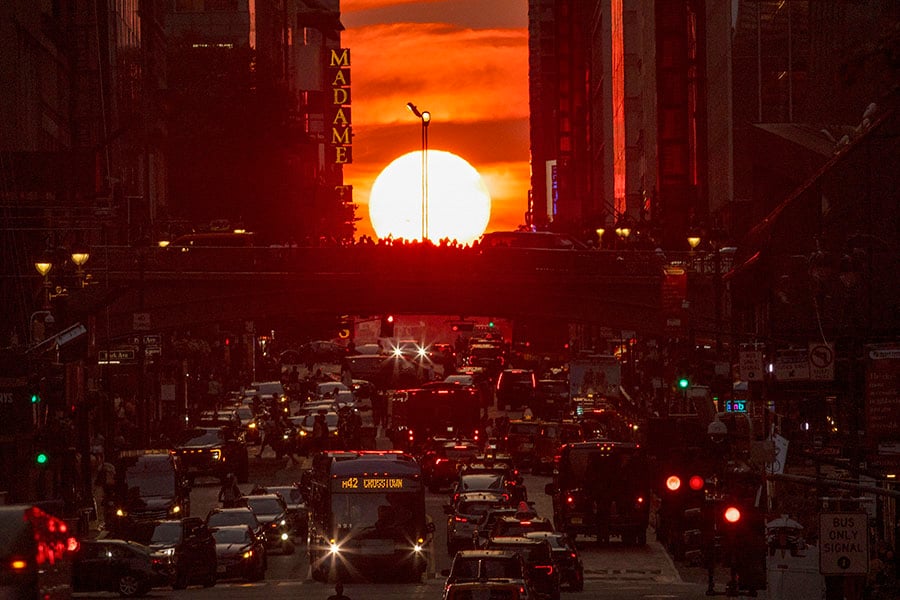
341,0,530,241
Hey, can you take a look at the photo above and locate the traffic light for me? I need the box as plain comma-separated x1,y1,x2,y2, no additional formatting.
35,451,48,465
717,498,767,595
677,376,689,390
380,315,395,337
31,392,41,403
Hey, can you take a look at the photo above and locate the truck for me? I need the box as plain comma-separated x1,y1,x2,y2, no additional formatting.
387,383,482,452
545,440,651,545
568,354,622,413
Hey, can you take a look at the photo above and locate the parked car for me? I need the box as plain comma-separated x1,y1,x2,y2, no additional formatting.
238,494,294,554
523,531,584,591
72,539,171,597
126,518,217,590
210,525,267,582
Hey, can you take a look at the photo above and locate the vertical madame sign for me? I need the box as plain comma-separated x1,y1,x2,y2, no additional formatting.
328,48,352,164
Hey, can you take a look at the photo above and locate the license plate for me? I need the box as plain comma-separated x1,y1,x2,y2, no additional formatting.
570,517,582,525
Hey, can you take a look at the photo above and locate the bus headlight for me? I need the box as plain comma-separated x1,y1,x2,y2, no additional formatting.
329,541,340,554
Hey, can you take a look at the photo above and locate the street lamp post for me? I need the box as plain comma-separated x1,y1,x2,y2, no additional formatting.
406,102,431,241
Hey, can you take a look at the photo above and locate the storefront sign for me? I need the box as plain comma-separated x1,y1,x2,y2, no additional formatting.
328,48,352,164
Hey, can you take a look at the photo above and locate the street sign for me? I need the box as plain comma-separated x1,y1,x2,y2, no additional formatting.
724,399,747,413
774,348,810,381
739,349,764,381
819,512,868,575
133,312,151,331
808,342,835,381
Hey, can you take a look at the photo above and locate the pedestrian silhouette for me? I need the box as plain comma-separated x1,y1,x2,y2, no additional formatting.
327,581,351,600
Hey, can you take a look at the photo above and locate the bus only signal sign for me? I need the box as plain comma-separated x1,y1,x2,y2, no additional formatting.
819,512,868,575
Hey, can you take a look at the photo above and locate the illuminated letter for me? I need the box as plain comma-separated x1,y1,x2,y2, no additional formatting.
334,146,351,164
333,87,350,106
332,127,351,145
332,108,349,127
331,70,348,86
330,48,350,67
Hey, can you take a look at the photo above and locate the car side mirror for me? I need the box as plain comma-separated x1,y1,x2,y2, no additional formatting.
544,483,556,495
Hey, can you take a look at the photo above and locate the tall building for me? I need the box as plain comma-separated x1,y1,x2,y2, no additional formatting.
1,0,167,342
164,0,354,243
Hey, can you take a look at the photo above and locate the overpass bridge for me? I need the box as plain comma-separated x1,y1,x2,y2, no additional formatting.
72,244,672,343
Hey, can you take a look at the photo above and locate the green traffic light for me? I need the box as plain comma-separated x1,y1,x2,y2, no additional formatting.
31,393,40,403
678,378,689,389
35,452,48,465
488,321,495,328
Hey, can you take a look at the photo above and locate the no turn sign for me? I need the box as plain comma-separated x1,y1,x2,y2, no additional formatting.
819,512,868,575
809,342,835,381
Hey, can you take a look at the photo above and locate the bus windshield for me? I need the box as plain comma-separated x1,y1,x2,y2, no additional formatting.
561,449,648,492
331,492,422,535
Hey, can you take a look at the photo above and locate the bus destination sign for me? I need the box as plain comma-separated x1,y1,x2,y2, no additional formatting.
337,477,405,491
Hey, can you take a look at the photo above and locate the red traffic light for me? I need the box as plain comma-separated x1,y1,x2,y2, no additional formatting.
665,475,681,491
724,506,742,523
386,315,394,323
689,475,705,491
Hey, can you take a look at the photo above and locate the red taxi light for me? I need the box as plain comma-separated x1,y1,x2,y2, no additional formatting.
689,475,705,491
724,506,742,523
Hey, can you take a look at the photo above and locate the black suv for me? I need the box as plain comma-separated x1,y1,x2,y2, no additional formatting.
171,426,249,484
485,537,561,600
106,450,191,537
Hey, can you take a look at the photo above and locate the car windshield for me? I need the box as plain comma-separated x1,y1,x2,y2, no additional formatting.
207,511,259,529
212,527,253,545
269,487,303,504
173,428,226,446
124,469,175,496
459,474,505,493
490,542,551,563
149,522,183,545
245,497,283,515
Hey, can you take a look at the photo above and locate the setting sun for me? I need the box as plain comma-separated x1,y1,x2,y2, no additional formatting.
368,150,491,244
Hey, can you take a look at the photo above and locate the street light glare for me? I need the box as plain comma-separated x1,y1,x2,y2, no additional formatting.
421,111,431,124
406,102,422,118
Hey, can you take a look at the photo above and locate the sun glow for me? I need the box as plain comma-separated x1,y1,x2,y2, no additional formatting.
368,150,491,245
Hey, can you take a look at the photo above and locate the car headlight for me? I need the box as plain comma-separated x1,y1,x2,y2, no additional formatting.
211,449,222,460
170,505,182,515
329,540,340,554
299,430,308,437
242,549,253,559
280,519,286,526
413,544,423,553
115,508,126,517
160,547,175,557
281,533,289,541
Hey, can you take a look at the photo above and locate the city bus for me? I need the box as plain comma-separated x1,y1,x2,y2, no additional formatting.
305,451,433,582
